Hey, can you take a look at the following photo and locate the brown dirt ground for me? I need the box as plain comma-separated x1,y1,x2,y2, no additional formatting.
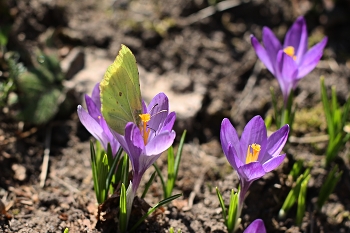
1,0,350,232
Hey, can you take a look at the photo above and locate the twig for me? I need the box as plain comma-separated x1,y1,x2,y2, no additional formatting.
183,168,207,211
230,61,262,118
39,125,52,187
50,175,80,193
289,135,329,144
0,127,38,146
179,0,258,26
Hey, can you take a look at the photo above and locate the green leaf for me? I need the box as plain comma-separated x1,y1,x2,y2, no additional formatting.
121,154,129,190
289,160,304,181
119,183,127,233
153,163,166,197
105,146,123,200
270,87,280,127
279,168,310,219
141,171,157,199
317,165,343,209
173,130,186,190
129,193,182,232
166,146,175,198
321,77,335,140
90,141,101,203
15,52,64,124
227,189,238,233
341,95,350,127
296,174,310,226
215,187,227,226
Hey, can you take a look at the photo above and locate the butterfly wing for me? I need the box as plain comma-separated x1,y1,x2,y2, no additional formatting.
100,44,142,135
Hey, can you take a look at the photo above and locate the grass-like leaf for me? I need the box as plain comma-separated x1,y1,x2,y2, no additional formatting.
119,183,127,233
227,189,238,233
129,193,182,232
141,171,157,199
317,165,343,210
296,174,310,226
153,130,187,199
216,187,227,225
279,168,310,219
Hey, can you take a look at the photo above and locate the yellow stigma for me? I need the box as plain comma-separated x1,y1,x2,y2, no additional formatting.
139,113,151,123
245,143,261,164
139,113,151,145
283,46,296,60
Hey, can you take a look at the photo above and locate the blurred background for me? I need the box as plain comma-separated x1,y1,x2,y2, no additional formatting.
1,0,350,232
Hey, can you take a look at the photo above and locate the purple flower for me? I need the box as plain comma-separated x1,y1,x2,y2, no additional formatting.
220,116,289,203
251,16,328,104
113,92,176,193
243,219,266,233
77,83,120,155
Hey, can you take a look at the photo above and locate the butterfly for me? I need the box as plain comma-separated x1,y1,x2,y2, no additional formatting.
100,45,143,135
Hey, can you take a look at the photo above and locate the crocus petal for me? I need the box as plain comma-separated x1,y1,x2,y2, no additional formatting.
77,105,108,149
124,123,144,173
85,95,100,122
297,37,328,79
142,100,147,114
262,154,286,173
112,131,131,156
243,219,266,233
99,117,120,155
260,124,289,163
276,51,298,103
237,161,266,182
262,27,282,69
220,118,243,161
92,83,101,110
162,112,176,132
284,16,308,64
145,130,176,156
227,145,244,171
138,152,162,176
148,92,169,132
251,35,274,75
148,112,176,142
279,52,299,83
240,116,267,160
99,116,113,140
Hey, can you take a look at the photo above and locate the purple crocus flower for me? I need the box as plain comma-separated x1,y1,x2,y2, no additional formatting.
251,16,328,104
243,219,266,233
113,92,176,194
77,83,120,155
220,116,289,207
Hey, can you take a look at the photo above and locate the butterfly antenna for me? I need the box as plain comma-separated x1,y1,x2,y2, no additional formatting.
150,109,168,118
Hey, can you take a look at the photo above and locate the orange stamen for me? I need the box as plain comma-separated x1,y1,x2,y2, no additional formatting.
139,113,151,145
245,143,261,164
283,46,297,60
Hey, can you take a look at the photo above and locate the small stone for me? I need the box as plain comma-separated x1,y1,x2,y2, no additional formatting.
12,164,26,181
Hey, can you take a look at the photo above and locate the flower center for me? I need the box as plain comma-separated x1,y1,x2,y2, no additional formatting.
245,143,261,164
139,113,151,145
283,46,297,61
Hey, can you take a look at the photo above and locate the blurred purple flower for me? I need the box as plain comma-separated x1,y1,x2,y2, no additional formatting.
113,92,176,193
251,16,328,104
243,219,266,233
220,116,289,203
77,83,120,155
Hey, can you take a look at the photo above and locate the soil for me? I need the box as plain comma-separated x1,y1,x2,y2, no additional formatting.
1,0,350,232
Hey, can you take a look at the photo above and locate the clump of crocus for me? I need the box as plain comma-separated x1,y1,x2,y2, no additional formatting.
251,16,327,105
220,116,289,215
77,83,120,155
244,219,266,233
113,92,176,195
